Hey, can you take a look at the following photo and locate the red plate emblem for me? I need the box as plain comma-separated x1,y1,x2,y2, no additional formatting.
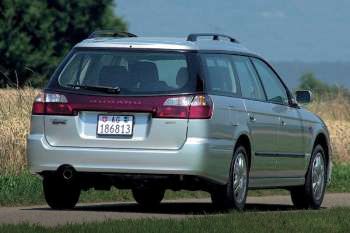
102,116,108,122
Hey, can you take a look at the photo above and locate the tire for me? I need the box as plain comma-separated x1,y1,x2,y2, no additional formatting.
43,175,81,210
132,188,165,207
290,144,327,209
211,145,249,210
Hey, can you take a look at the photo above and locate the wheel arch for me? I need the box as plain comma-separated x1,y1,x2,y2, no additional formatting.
312,132,332,184
234,134,252,170
313,133,330,168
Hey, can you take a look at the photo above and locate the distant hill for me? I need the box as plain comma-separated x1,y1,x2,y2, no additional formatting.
271,61,350,89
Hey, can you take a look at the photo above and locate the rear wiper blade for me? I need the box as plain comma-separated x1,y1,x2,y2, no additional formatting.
67,84,121,94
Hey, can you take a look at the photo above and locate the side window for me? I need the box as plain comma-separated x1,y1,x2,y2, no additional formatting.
201,54,238,96
231,56,265,101
252,58,289,105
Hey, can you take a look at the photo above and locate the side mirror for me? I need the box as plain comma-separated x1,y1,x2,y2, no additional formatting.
295,90,313,103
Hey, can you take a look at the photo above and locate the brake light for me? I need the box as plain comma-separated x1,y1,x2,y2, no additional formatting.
32,92,74,115
189,95,213,119
154,95,212,119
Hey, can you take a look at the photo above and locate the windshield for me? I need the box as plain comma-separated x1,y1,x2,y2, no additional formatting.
58,50,198,95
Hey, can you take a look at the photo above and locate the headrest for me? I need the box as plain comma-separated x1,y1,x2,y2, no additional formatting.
132,61,159,83
176,67,189,87
99,66,127,87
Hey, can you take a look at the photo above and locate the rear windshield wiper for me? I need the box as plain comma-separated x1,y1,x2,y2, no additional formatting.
67,84,121,94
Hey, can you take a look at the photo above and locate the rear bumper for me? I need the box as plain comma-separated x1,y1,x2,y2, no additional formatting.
27,134,233,184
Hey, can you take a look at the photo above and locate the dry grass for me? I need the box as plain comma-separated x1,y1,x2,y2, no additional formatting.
326,121,350,162
308,93,350,163
0,89,38,174
0,88,349,174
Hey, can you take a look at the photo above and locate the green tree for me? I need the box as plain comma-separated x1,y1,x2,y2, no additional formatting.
0,0,127,87
299,73,326,91
298,72,340,99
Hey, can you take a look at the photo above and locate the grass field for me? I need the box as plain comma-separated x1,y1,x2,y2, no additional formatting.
0,88,350,206
0,207,349,233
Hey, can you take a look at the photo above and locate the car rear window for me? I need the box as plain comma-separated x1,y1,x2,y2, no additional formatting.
58,50,199,95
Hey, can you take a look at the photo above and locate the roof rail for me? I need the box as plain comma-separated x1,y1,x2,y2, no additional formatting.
187,33,239,43
88,30,137,39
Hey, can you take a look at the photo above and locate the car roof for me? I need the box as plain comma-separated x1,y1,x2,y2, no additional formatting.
75,36,256,55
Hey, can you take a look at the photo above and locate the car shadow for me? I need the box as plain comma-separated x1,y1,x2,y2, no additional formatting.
23,201,303,215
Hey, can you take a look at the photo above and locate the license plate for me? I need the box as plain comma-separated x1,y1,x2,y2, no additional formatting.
97,115,133,136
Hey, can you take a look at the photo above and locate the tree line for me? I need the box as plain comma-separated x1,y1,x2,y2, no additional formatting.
298,72,349,100
0,0,126,88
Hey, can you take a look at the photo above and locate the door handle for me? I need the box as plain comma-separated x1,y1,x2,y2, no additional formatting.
51,119,67,125
281,120,287,126
249,114,256,122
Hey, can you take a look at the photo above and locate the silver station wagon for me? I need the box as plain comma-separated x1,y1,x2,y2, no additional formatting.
27,31,332,210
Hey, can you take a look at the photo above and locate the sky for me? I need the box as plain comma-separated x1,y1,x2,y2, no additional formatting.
115,0,350,62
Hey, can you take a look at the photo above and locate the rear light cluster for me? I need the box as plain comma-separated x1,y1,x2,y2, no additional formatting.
155,95,212,119
32,92,74,115
32,92,213,119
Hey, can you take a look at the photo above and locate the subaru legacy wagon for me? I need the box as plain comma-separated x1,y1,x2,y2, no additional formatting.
27,31,331,210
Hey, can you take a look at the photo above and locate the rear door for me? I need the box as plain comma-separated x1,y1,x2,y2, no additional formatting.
252,58,305,177
232,55,280,178
200,53,246,145
44,50,200,150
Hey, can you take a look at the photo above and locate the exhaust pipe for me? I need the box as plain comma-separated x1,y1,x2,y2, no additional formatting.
58,165,75,181
62,168,73,180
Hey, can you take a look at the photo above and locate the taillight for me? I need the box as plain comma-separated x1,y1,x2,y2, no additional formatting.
154,95,212,119
32,92,74,115
189,95,213,119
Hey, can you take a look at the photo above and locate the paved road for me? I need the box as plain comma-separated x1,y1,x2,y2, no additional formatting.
0,193,349,227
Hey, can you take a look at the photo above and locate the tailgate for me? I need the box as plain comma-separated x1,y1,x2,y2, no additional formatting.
44,93,188,150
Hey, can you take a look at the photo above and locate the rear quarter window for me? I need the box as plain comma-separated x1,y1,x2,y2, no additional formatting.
201,53,239,96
